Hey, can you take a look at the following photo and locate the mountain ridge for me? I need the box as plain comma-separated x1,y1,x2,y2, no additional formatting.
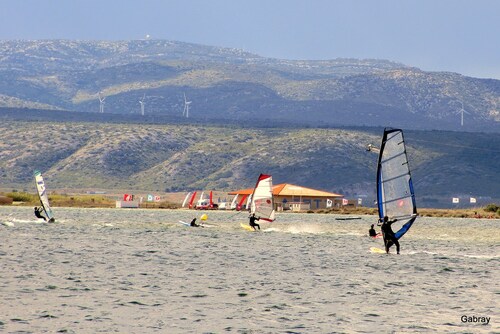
2,39,498,132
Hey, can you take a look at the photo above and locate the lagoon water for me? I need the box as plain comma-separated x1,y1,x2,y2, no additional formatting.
0,206,498,333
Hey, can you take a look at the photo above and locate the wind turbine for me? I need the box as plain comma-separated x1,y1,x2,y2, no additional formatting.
98,92,106,113
457,101,470,127
183,93,192,118
139,93,146,116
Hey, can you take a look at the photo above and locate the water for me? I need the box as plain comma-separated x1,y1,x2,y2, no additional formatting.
1,207,498,333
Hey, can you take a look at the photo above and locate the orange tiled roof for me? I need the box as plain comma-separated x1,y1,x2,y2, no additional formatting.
228,183,343,197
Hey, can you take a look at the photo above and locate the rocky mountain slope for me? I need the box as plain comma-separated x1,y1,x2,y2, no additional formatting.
1,119,498,208
0,40,498,132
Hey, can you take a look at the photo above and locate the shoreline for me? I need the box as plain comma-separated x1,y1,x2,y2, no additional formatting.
2,191,499,219
2,197,498,219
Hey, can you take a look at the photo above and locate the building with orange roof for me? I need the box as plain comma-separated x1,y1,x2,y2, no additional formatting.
228,183,344,211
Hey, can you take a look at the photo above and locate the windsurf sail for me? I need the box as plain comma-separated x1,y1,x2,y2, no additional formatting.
376,128,417,239
230,194,239,210
249,174,275,222
182,192,192,207
236,194,248,211
188,191,197,208
34,170,55,221
209,191,214,208
245,194,252,209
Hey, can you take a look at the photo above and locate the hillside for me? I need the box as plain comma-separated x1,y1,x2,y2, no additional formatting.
1,119,498,208
0,40,498,132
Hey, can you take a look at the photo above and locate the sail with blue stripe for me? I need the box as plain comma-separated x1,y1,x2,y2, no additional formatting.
376,129,417,239
34,170,55,222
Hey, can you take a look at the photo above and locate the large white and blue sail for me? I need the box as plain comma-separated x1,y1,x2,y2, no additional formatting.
34,170,55,222
376,129,417,239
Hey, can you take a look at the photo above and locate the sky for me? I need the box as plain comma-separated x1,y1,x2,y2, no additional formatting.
1,0,499,79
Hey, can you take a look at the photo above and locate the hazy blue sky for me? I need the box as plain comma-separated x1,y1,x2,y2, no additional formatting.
1,0,499,79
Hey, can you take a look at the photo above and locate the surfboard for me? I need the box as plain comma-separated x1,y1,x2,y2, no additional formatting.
240,223,256,231
370,247,386,254
178,220,191,227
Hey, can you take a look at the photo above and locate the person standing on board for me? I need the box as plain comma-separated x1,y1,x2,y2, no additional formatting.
380,216,400,254
249,213,260,230
34,206,47,221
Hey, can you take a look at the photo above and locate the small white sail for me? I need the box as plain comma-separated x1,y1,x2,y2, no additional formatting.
34,170,55,222
182,192,192,207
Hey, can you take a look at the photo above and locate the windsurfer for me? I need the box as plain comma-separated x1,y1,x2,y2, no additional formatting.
34,206,47,221
369,224,379,237
381,216,400,254
249,213,260,230
190,218,199,227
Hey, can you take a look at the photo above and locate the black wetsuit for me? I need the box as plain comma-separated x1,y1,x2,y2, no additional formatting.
369,227,378,237
381,219,400,254
249,215,260,230
190,218,199,227
34,207,47,221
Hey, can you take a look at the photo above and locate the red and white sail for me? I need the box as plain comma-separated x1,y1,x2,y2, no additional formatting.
236,194,248,211
188,191,197,208
250,174,275,222
230,194,239,210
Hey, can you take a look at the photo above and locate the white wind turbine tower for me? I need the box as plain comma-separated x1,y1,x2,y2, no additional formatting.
457,100,470,127
139,93,146,116
98,92,106,113
183,93,192,118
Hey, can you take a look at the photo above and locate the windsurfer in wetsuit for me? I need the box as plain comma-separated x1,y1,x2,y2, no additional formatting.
249,213,260,230
190,218,199,227
34,206,47,221
369,224,378,237
381,216,400,254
